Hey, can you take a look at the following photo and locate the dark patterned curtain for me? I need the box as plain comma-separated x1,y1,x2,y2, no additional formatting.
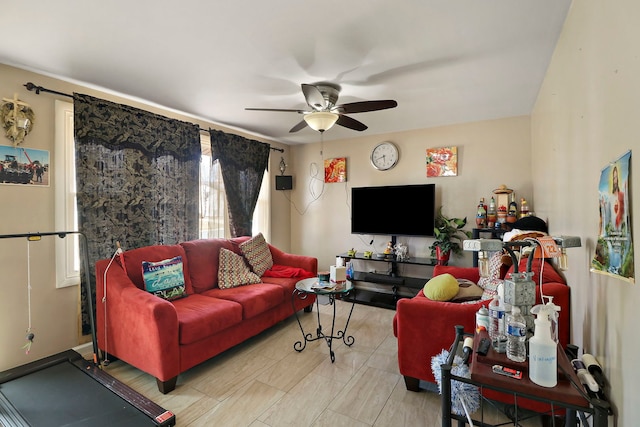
74,93,201,335
209,129,270,237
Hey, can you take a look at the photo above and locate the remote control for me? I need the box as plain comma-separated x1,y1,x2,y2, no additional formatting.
477,337,491,356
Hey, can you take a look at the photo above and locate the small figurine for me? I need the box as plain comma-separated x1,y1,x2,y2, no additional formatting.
384,241,394,255
394,243,409,261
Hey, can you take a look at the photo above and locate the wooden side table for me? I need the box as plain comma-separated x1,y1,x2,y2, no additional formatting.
441,326,611,427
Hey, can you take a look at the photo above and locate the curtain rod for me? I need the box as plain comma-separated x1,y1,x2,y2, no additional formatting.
24,82,73,98
23,82,285,153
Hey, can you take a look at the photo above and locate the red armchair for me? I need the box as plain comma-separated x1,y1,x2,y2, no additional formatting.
393,258,570,392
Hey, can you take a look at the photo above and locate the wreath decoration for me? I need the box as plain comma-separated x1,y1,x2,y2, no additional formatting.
1,100,35,146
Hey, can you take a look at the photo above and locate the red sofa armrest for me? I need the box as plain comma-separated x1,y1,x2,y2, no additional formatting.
96,258,180,382
268,245,318,275
393,292,490,383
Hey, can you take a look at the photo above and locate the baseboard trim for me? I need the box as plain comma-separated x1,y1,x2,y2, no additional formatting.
72,342,93,359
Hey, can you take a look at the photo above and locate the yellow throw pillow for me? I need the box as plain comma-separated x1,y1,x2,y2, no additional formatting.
423,273,459,301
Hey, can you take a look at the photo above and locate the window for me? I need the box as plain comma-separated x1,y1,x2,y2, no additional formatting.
199,133,228,238
54,101,79,288
55,102,270,284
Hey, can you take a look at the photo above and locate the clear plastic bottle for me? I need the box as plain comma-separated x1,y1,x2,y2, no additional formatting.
529,312,557,387
506,306,527,362
345,262,354,280
488,295,506,353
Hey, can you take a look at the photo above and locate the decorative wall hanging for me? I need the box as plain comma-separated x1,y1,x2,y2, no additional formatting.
1,94,35,146
426,146,458,177
0,144,49,186
591,150,634,283
324,157,347,183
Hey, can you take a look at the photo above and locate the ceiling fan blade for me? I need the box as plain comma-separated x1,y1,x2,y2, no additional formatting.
289,120,308,133
336,100,398,114
245,107,306,113
336,114,368,131
301,84,327,111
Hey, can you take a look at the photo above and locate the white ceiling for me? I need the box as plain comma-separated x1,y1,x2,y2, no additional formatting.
0,1,571,145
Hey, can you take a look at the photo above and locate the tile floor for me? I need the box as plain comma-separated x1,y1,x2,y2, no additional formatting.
104,299,539,426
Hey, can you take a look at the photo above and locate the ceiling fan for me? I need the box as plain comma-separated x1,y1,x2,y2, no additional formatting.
245,82,398,133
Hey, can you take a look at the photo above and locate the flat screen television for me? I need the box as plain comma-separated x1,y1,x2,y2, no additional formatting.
351,184,436,237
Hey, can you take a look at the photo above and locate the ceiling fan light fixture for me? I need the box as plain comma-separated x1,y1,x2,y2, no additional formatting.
304,111,339,132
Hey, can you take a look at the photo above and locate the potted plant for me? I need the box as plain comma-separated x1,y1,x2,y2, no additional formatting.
430,206,472,265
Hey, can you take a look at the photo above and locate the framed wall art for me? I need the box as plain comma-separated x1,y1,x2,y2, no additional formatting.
591,149,633,282
324,157,347,183
426,146,458,177
0,144,49,186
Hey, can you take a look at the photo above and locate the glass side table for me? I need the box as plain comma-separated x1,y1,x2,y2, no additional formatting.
292,277,356,363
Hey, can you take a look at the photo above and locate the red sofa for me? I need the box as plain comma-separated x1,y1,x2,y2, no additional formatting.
96,236,317,393
393,257,570,392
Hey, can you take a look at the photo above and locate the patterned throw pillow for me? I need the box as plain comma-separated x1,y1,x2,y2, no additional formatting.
451,279,484,302
218,248,261,289
239,233,273,277
142,256,187,301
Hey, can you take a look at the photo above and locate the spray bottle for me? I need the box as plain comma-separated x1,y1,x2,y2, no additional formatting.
528,303,557,387
531,298,561,343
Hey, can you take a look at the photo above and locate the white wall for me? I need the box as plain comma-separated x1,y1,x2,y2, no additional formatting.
288,116,533,274
532,0,638,424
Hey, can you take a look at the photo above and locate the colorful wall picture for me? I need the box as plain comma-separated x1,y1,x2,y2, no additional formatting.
426,146,458,177
591,150,633,282
324,157,347,183
0,144,50,186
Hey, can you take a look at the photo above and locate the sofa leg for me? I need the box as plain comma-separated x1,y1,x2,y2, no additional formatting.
403,375,421,392
157,376,177,394
304,305,313,313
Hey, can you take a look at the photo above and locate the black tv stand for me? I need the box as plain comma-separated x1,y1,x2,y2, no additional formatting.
337,252,437,310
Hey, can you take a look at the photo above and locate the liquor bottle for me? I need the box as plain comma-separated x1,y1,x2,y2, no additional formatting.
487,197,497,227
476,198,487,228
508,193,518,222
520,198,530,218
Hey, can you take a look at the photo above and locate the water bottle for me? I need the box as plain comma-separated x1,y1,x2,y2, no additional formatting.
488,295,506,353
506,306,527,362
346,262,354,280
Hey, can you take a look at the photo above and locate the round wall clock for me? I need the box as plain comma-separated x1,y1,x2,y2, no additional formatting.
370,141,399,171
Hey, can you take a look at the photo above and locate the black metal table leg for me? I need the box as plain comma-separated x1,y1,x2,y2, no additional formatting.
292,280,356,362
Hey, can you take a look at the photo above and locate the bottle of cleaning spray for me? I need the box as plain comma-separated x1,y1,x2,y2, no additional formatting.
528,304,557,387
531,298,561,343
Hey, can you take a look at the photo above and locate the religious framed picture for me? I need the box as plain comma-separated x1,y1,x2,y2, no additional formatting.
0,144,50,187
591,150,633,282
